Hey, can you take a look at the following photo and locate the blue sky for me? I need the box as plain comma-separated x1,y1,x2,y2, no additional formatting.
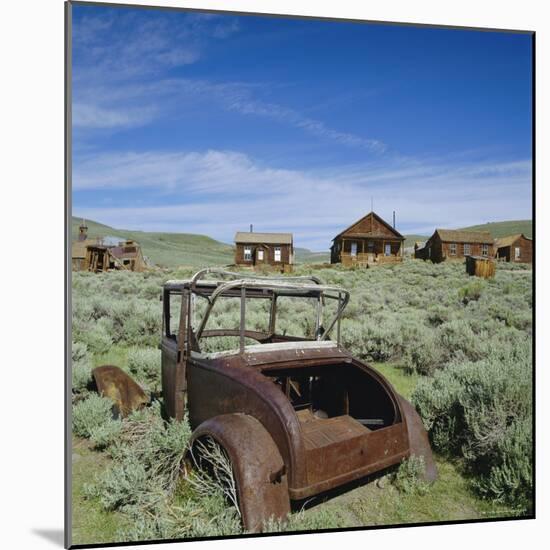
72,5,533,250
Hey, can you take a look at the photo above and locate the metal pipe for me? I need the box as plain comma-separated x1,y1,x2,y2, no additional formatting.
240,286,246,354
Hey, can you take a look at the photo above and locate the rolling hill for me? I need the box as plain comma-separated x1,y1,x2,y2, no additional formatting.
72,218,234,268
71,218,329,268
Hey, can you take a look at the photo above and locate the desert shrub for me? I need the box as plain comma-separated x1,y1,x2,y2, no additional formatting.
437,320,485,362
84,403,243,540
403,330,445,375
78,321,114,354
89,419,123,450
459,281,485,304
72,394,115,438
412,354,532,509
127,347,161,390
72,341,93,392
392,455,430,496
88,403,192,512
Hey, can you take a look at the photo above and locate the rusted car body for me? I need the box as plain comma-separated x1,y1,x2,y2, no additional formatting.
155,268,437,531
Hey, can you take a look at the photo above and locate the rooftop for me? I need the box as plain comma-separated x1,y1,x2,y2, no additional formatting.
234,232,293,244
435,229,493,244
495,234,532,248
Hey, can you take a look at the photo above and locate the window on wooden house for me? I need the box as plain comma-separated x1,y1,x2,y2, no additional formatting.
450,243,457,255
274,247,281,262
244,247,252,261
464,243,471,255
350,242,358,256
481,244,489,257
257,249,264,261
515,247,521,260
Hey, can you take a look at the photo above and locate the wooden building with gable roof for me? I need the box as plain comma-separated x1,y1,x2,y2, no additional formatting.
416,229,494,263
330,211,405,267
234,229,294,270
494,234,532,263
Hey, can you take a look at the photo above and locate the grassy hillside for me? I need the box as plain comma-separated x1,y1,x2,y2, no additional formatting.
72,217,234,268
72,218,329,267
403,220,532,247
295,247,330,263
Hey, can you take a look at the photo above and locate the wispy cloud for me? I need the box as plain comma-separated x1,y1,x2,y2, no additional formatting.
73,149,532,250
74,75,387,152
73,11,239,81
224,95,387,153
73,103,158,129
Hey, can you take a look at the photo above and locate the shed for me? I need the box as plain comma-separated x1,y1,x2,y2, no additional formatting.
466,255,496,279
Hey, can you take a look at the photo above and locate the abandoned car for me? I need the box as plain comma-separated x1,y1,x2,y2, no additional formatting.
93,268,437,532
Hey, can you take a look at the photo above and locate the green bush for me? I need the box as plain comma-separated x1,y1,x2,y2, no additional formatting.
412,355,532,509
73,394,115,438
127,347,161,390
392,455,430,496
72,341,92,393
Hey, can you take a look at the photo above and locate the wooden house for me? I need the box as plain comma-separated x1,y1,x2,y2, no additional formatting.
234,230,294,270
330,211,405,267
494,234,532,263
417,229,494,263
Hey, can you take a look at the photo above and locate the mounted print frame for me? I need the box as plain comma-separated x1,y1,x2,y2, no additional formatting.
65,1,535,547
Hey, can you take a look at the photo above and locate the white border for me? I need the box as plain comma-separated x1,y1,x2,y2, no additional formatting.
2,1,546,549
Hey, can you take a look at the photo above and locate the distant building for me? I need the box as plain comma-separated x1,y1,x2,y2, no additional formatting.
413,241,427,259
416,229,494,263
234,229,294,271
71,221,147,272
330,211,405,267
494,234,532,263
71,221,93,271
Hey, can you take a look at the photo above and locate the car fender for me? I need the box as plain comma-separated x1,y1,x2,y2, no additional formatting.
398,395,438,482
189,413,291,532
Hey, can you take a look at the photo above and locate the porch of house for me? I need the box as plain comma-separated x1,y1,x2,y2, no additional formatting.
339,238,404,267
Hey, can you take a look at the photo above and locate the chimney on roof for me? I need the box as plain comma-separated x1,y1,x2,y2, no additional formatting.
250,224,253,233
78,219,88,242
393,211,396,229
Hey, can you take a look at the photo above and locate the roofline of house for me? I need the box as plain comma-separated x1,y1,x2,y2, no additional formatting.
331,211,405,241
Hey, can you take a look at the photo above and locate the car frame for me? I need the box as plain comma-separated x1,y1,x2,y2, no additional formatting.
158,268,437,531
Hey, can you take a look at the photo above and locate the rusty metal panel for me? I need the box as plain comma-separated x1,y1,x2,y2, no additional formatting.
92,365,148,417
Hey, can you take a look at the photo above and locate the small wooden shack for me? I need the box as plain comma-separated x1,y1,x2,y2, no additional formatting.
71,222,147,272
416,229,494,263
84,240,146,273
330,211,404,267
494,234,532,263
234,229,294,271
414,241,428,260
466,256,496,279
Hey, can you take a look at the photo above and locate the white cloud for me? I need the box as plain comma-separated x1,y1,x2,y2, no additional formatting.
73,103,158,129
73,149,532,250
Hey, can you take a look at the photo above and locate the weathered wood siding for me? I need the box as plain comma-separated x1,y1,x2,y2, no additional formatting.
421,234,493,263
496,236,532,263
235,243,292,267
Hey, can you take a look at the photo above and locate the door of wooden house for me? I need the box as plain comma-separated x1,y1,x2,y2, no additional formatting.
256,247,267,265
385,243,391,256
